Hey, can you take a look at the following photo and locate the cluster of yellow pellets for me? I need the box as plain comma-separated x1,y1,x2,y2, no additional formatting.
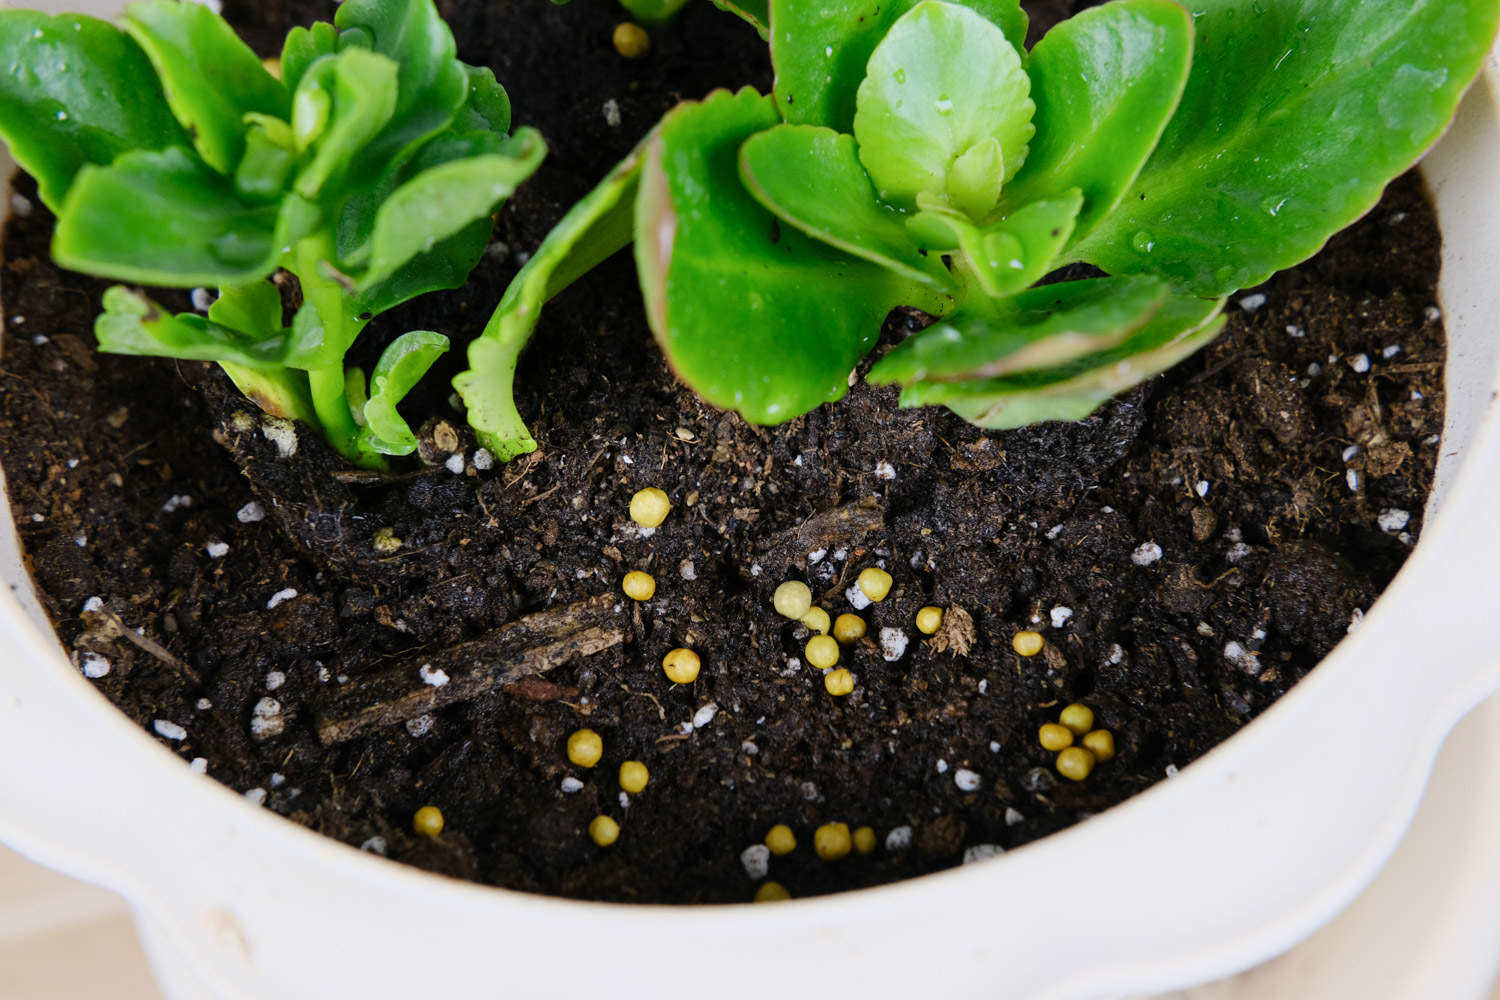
620,488,709,687
564,727,653,846
750,820,880,902
1037,703,1116,781
774,566,941,700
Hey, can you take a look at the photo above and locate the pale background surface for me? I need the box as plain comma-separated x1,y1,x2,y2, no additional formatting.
4,690,1499,1000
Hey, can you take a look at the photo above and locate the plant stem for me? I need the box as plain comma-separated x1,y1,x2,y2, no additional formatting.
291,232,371,465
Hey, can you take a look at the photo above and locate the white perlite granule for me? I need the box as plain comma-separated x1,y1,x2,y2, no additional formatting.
693,702,719,728
846,583,874,610
1349,353,1371,374
244,788,268,806
249,697,284,741
963,844,1004,865
205,541,230,558
602,98,621,127
954,768,982,792
1238,293,1267,313
472,448,495,471
79,652,111,678
405,714,435,738
262,417,298,457
189,757,209,775
1378,508,1411,533
153,719,187,741
1004,807,1024,827
885,826,913,852
879,627,908,661
237,501,266,523
740,844,772,880
360,836,388,856
1131,542,1163,566
419,662,450,687
935,758,949,774
560,777,584,794
874,460,897,481
1050,606,1073,628
264,670,285,691
266,588,297,610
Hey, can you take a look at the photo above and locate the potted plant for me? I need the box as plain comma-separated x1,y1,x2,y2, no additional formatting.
1,0,1499,996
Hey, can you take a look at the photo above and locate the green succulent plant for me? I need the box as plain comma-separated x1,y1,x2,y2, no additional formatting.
0,0,544,466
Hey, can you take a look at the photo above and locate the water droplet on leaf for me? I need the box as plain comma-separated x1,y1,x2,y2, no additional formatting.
1130,231,1155,254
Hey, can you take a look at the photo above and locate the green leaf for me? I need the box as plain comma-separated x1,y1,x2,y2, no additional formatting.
362,330,449,455
456,137,648,459
281,301,329,371
900,295,1226,427
1000,0,1192,249
332,0,470,237
219,362,319,426
771,0,1028,133
122,0,289,174
637,88,933,425
53,147,282,286
452,64,511,136
334,0,468,157
354,218,492,317
208,280,284,341
234,119,299,200
738,125,958,293
280,19,339,94
292,47,400,200
621,0,693,24
868,274,1168,385
946,137,1005,220
0,12,190,212
95,285,288,368
1073,0,1500,294
711,0,769,39
853,1,1034,210
959,190,1082,299
359,127,546,288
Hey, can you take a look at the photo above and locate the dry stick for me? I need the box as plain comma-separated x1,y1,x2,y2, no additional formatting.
758,496,886,564
82,604,200,685
316,593,627,745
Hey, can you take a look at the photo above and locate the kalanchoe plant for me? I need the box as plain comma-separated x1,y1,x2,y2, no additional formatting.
456,0,1497,460
0,0,544,467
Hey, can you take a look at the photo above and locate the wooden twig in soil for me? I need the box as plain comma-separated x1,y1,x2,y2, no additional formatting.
315,593,627,745
756,496,886,567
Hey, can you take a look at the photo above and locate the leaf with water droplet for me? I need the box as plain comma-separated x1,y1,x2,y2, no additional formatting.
0,10,189,211
999,0,1193,249
960,190,1083,299
854,2,1034,210
770,0,1028,134
1073,0,1500,294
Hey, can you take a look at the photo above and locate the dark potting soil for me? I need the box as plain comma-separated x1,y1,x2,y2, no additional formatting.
0,0,1446,903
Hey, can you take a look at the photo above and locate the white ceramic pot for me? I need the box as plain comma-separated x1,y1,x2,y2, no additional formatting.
2,13,1499,999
